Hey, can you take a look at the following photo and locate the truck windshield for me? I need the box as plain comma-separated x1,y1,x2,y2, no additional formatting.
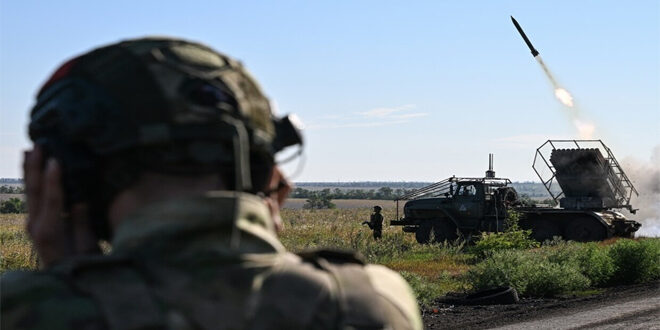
459,184,476,196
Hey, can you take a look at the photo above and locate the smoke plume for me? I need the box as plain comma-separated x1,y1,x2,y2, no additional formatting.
535,56,595,139
621,145,660,237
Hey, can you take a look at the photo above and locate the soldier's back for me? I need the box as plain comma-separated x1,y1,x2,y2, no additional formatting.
2,251,420,330
1,194,421,330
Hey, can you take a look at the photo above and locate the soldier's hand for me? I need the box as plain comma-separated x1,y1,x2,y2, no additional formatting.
24,147,100,268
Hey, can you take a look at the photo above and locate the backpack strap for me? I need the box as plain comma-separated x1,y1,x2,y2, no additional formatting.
298,250,389,329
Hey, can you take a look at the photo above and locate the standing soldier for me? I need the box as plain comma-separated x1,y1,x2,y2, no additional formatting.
363,205,384,240
1,38,422,330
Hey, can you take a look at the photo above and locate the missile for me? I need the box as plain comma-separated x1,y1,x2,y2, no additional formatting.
511,16,539,57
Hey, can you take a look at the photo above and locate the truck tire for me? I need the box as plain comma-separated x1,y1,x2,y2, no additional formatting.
530,220,562,242
497,187,519,206
415,222,432,244
564,216,608,242
432,219,459,243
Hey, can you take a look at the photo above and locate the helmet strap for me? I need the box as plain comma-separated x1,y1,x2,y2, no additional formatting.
230,118,252,192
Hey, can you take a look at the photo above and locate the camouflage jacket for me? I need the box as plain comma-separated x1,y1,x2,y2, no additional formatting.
2,192,422,330
370,213,384,229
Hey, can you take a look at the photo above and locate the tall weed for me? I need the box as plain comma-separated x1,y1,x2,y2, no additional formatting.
0,215,37,272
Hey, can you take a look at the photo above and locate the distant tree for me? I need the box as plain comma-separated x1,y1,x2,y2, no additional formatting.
0,198,26,214
518,194,534,207
0,185,24,194
333,188,344,199
376,187,393,200
303,192,336,209
289,185,420,200
290,187,310,198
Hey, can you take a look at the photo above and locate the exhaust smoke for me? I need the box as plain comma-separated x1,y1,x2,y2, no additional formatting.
622,145,660,237
535,56,595,139
554,87,574,107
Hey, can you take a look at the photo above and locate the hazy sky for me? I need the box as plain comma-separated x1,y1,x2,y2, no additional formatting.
1,1,658,182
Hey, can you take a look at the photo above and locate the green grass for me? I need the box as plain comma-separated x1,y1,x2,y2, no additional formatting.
466,238,660,297
2,209,659,307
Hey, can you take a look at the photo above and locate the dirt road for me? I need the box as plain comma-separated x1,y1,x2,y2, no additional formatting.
423,281,659,329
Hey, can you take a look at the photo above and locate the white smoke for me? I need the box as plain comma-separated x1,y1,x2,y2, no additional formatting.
554,87,574,107
621,145,660,237
535,56,595,139
573,119,596,139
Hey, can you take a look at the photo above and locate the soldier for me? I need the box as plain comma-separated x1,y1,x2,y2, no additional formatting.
363,205,384,240
1,38,422,330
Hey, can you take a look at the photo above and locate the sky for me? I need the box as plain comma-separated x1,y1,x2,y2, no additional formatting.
1,1,658,182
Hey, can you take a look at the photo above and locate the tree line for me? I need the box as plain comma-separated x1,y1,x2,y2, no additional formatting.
295,181,430,189
0,185,25,194
291,187,415,200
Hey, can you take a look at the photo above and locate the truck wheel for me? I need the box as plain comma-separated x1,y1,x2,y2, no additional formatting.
415,222,432,244
530,220,561,242
432,220,459,243
564,218,607,242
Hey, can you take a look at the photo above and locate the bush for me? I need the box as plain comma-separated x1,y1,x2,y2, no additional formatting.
536,240,615,287
470,211,539,258
608,239,660,285
0,198,26,214
471,230,540,258
466,249,590,297
524,261,591,296
302,193,336,209
573,243,614,287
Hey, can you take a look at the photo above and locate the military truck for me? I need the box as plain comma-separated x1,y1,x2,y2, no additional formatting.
390,140,641,243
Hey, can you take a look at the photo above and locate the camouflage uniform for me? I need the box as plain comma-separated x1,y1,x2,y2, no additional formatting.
370,212,384,240
2,192,422,330
363,207,384,240
2,38,422,330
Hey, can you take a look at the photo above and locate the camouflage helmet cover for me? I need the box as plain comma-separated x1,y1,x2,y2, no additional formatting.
28,37,301,238
31,37,276,158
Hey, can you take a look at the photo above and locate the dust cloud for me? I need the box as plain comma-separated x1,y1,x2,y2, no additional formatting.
535,56,595,139
621,145,660,237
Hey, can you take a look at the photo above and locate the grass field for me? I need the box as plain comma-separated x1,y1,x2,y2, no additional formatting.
2,206,659,308
0,213,36,271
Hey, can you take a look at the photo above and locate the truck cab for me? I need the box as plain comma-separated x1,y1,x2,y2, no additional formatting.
451,182,484,228
395,176,514,243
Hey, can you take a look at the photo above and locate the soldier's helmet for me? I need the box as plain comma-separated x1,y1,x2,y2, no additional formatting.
374,205,382,211
29,37,303,238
